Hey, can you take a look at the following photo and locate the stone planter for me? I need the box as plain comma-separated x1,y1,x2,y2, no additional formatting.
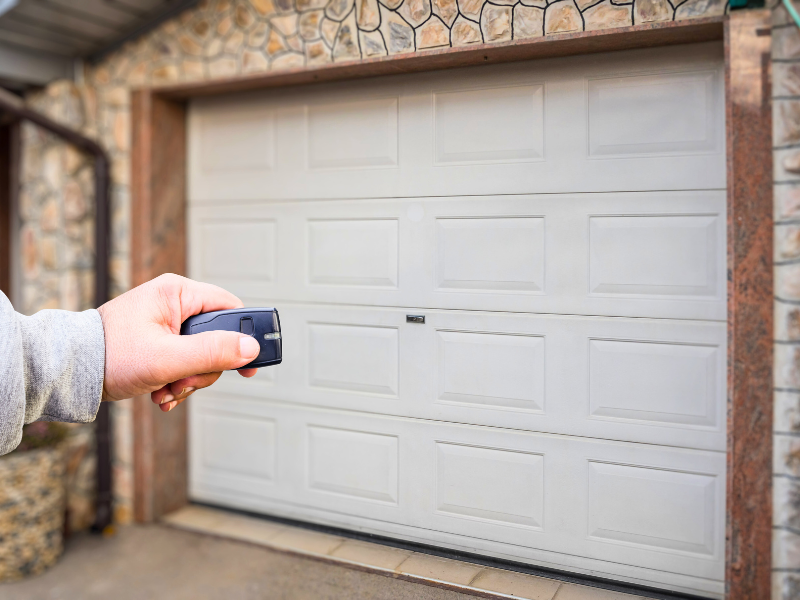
0,447,66,581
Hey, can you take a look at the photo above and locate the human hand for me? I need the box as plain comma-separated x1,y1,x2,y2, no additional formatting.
97,274,260,412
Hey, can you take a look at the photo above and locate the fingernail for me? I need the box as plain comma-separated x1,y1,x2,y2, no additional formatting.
179,387,196,397
240,336,260,358
159,393,174,405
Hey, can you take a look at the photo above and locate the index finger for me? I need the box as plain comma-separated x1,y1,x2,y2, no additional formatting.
177,278,245,322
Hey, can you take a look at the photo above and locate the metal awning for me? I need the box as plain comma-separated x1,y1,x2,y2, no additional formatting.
0,0,199,86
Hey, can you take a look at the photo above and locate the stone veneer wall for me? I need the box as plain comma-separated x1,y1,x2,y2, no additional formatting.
773,2,800,597
16,83,100,533
17,1,729,525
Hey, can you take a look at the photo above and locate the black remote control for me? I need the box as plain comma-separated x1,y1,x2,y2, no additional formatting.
180,308,282,369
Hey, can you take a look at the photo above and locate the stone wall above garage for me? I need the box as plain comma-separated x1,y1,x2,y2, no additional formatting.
90,0,727,89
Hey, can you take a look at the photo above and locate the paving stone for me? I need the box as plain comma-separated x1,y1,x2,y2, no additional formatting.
208,57,239,77
432,0,459,26
520,0,547,6
178,34,204,55
251,0,277,14
271,51,306,68
217,14,233,35
271,13,299,36
333,9,362,60
416,15,450,48
674,0,725,18
330,539,412,569
327,0,356,20
300,10,325,39
633,0,672,22
357,0,381,29
182,58,206,79
397,553,483,585
553,584,647,599
451,14,482,45
360,28,388,55
480,3,511,41
203,37,223,57
514,4,544,38
398,0,432,27
242,49,269,71
286,33,304,51
380,6,416,53
320,17,340,46
267,29,289,54
236,4,256,27
582,1,631,30
223,29,245,53
457,0,484,20
297,0,329,9
544,0,582,34
471,568,561,600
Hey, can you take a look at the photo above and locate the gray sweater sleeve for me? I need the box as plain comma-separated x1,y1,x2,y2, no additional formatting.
0,291,105,455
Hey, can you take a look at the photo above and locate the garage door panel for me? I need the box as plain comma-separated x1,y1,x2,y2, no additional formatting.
306,97,399,170
436,329,545,412
308,322,399,397
435,216,546,293
588,339,719,428
189,43,724,203
434,441,545,529
190,190,725,320
308,218,399,288
587,461,717,556
190,407,280,499
588,214,720,298
432,84,545,165
208,304,725,451
189,398,724,586
587,69,721,158
306,425,400,504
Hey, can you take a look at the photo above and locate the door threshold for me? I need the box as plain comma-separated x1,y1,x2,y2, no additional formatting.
161,503,709,600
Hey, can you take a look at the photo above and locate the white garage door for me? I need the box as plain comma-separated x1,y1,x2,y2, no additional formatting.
187,42,726,598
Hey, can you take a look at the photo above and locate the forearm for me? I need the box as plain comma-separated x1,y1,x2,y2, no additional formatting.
0,292,105,455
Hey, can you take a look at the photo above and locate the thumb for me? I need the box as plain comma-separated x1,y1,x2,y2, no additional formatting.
157,331,261,381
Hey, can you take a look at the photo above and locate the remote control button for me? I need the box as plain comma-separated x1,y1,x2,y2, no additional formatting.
240,316,255,336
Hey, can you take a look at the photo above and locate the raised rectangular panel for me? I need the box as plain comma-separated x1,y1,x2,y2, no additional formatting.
199,107,274,171
589,339,719,427
434,85,544,164
435,442,544,528
308,323,399,396
307,426,399,503
436,217,545,292
200,412,276,480
588,70,720,157
588,461,717,556
307,98,398,169
308,219,398,287
589,215,719,297
437,330,545,412
200,220,276,281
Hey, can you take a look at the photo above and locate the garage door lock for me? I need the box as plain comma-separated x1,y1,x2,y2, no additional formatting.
406,315,425,324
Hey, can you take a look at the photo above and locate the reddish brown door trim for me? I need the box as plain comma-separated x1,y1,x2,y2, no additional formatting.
725,10,773,599
130,14,774,598
131,90,189,523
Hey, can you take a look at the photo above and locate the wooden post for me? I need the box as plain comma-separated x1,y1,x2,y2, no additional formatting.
131,90,189,522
